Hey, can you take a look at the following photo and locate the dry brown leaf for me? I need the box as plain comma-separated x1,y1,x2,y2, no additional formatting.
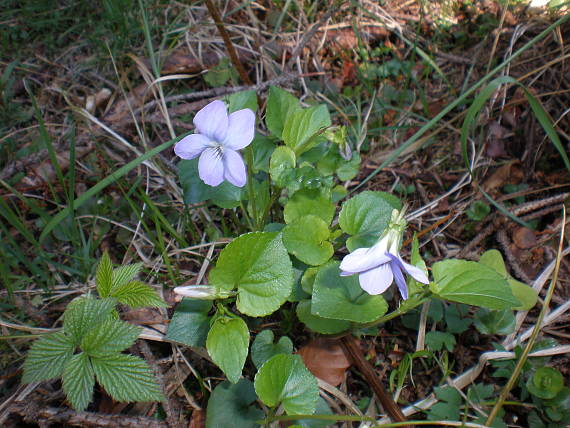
298,338,351,386
189,409,206,428
482,161,523,193
513,227,537,249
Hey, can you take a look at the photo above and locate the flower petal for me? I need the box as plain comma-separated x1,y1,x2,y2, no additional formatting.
222,149,247,187
194,100,228,142
339,246,391,274
198,148,224,186
390,260,408,300
174,133,211,159
400,259,429,284
358,264,393,295
223,109,255,150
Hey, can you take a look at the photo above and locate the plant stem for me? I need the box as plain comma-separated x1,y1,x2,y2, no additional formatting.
485,206,566,425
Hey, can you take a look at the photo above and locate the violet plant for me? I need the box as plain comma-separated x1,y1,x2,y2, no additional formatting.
167,87,539,426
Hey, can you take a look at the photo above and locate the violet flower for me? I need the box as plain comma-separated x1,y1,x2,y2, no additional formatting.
339,208,429,299
174,100,255,187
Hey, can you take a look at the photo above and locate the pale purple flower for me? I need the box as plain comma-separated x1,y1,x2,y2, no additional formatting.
339,209,429,299
174,100,255,187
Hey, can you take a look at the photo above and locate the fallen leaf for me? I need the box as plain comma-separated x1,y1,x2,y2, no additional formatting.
482,161,523,193
298,338,351,386
513,227,537,249
189,409,206,428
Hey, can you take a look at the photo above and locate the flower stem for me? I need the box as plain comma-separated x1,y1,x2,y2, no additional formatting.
244,145,259,231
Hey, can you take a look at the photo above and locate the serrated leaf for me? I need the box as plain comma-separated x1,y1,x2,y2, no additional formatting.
110,280,166,308
165,299,212,347
339,191,401,251
266,87,301,139
81,319,141,357
111,263,143,291
22,331,74,383
209,232,294,317
311,261,388,323
283,189,335,225
444,303,472,334
251,330,293,369
206,317,249,384
427,386,461,421
91,353,163,402
62,353,95,411
432,259,520,309
474,308,515,335
254,354,319,415
96,252,114,297
63,297,116,345
296,300,350,334
282,105,331,156
282,216,333,266
206,379,263,428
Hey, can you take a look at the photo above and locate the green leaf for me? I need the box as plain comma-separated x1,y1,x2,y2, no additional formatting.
81,319,141,357
63,297,116,345
206,379,264,428
165,299,212,347
110,281,166,308
283,216,333,266
91,353,163,402
466,200,491,221
62,352,95,412
425,331,456,352
209,232,294,317
474,308,516,335
96,252,114,298
252,135,275,173
266,86,301,139
22,331,75,383
282,105,331,156
339,191,401,251
527,367,564,399
311,261,388,323
291,397,334,428
427,386,461,421
479,250,537,311
254,354,319,415
251,330,293,369
431,259,520,309
296,300,350,334
284,189,335,225
178,158,243,206
444,303,472,334
225,90,258,113
111,263,143,291
206,316,249,383
269,146,296,187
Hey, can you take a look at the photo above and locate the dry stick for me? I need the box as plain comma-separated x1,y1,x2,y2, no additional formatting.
6,403,168,428
486,206,567,426
204,0,253,86
340,335,410,427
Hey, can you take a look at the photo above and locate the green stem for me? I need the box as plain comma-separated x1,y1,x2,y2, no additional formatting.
485,207,566,425
360,291,431,329
244,145,258,230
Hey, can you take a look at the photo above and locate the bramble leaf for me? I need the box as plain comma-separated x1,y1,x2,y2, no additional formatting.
111,263,143,291
95,252,114,297
62,352,95,412
81,319,141,357
63,297,116,345
91,353,163,402
22,331,74,383
110,280,166,308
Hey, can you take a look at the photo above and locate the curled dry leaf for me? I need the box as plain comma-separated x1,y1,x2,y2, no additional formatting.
298,337,351,387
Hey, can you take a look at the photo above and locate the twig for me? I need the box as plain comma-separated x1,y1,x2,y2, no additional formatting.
6,402,168,428
204,0,253,85
340,335,410,427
